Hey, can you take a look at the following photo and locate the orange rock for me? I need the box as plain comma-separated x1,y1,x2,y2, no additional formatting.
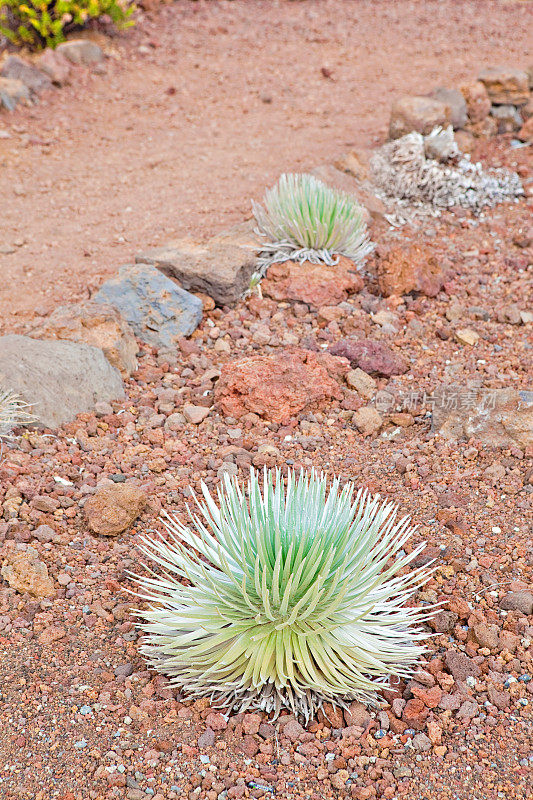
84,483,147,536
262,257,364,309
215,349,344,424
376,245,450,298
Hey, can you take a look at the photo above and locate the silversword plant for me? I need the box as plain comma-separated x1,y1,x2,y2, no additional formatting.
252,173,374,279
0,390,34,440
135,469,434,720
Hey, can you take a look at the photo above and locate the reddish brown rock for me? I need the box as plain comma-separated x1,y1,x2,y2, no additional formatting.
460,81,492,124
329,339,407,377
402,698,428,727
262,257,364,309
487,686,511,710
389,95,451,139
344,701,371,729
411,684,443,709
353,406,383,437
205,712,227,731
376,245,450,298
472,622,500,650
444,650,481,682
32,301,138,377
478,66,530,105
317,702,344,728
518,116,533,143
84,483,148,536
1,545,55,598
214,350,343,424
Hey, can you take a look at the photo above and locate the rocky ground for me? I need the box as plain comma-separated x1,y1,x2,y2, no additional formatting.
0,131,532,800
1,3,533,800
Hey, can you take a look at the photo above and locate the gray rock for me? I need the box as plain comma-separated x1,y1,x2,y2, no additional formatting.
93,263,203,348
37,49,72,86
430,87,468,129
56,40,104,66
0,56,52,95
490,104,523,133
0,77,30,111
431,385,532,449
136,220,259,306
0,335,124,429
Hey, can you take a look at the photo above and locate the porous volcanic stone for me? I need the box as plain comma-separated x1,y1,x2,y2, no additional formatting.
32,301,138,377
84,483,147,536
329,339,408,376
518,116,533,142
262,257,364,308
136,221,259,306
93,263,203,348
431,386,533,449
0,56,52,95
1,545,55,598
376,244,450,297
0,335,124,429
444,650,481,682
215,350,343,424
478,66,530,105
389,95,451,139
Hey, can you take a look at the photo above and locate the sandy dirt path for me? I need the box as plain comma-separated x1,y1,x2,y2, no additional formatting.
0,0,531,330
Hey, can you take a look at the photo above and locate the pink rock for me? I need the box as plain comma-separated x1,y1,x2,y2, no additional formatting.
329,339,407,377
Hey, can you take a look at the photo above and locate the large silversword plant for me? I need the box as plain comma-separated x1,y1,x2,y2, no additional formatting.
135,469,434,721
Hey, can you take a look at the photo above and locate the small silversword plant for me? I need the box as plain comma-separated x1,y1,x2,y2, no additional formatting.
135,469,434,721
0,390,34,440
252,173,374,279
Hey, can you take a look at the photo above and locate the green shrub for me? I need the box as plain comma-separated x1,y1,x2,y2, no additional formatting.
0,0,135,50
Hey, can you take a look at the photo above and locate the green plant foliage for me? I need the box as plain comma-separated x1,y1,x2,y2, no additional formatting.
0,390,34,439
253,172,374,267
135,469,434,720
0,0,135,50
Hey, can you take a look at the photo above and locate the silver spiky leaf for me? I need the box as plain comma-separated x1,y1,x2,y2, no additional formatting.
252,173,374,278
0,390,34,440
134,469,434,721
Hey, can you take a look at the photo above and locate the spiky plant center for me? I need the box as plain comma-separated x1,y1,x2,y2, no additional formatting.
251,173,374,279
135,470,433,720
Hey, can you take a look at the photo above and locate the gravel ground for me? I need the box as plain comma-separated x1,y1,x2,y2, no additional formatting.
0,132,531,800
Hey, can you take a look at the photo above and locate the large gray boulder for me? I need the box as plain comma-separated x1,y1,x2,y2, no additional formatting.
136,220,259,306
0,335,124,429
93,263,203,348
